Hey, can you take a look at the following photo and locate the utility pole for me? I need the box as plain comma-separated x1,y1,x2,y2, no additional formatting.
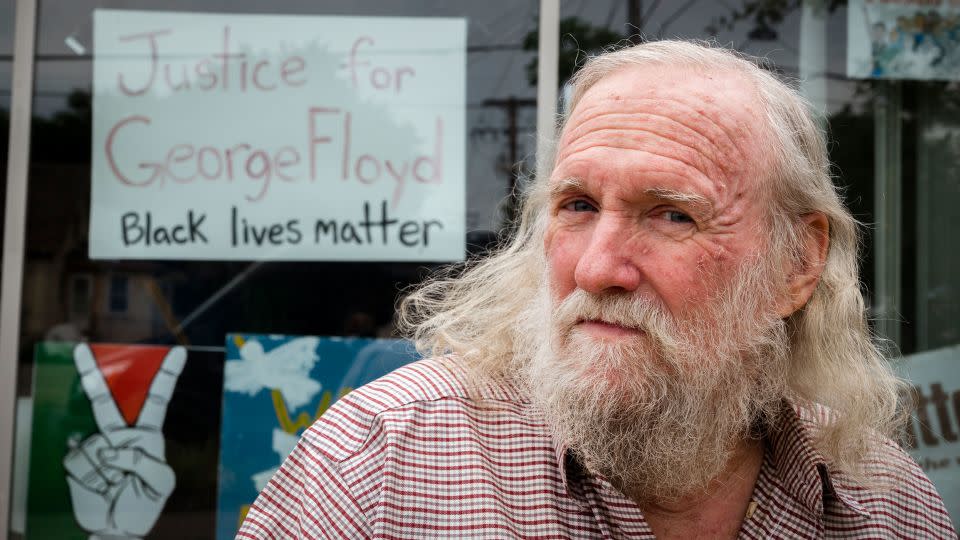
482,96,537,223
482,96,537,193
628,0,643,43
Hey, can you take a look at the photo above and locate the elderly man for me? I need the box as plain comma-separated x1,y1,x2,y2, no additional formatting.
239,41,954,538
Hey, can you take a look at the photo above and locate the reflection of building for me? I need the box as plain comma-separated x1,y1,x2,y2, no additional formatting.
20,162,177,346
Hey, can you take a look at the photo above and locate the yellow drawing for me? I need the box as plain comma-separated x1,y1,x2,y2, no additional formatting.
270,387,352,434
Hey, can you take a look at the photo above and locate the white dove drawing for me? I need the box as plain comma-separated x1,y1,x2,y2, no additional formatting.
252,428,301,492
224,337,322,410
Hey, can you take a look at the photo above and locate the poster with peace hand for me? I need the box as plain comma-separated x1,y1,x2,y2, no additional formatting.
25,342,223,539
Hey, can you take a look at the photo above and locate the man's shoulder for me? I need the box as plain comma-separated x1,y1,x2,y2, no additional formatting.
794,402,956,535
842,437,956,536
793,402,938,490
301,356,530,463
858,435,955,529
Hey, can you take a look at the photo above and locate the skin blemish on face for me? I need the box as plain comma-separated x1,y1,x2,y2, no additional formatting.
712,243,733,262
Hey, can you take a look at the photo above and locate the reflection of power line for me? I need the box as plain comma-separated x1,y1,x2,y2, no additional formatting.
605,0,622,29
0,90,89,98
469,125,537,140
658,0,699,37
0,87,533,109
643,0,664,24
0,43,529,62
467,44,526,52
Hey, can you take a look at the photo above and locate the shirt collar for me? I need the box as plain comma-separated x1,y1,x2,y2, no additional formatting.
770,400,871,518
554,443,590,506
553,399,871,517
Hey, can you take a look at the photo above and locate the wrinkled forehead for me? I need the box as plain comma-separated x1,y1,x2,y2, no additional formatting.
557,64,774,179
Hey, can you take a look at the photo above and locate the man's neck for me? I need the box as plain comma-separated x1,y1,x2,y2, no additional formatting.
624,438,766,540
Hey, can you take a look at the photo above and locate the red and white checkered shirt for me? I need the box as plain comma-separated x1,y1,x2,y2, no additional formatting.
238,357,956,539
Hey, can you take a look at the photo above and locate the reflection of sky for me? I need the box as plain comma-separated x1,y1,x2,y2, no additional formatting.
5,1,869,116
1,0,870,229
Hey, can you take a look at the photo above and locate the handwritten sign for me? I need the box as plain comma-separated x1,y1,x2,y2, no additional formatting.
900,344,960,528
90,10,466,261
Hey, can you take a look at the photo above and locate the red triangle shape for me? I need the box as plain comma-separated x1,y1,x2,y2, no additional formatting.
89,344,171,426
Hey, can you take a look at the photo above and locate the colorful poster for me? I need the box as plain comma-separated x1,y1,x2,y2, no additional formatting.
215,334,419,539
89,10,466,262
26,342,223,539
900,344,960,527
848,0,960,80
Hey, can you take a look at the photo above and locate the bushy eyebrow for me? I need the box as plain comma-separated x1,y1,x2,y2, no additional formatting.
549,178,586,200
643,187,713,219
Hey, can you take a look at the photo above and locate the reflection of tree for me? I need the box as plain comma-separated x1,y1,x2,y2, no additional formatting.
705,0,843,37
0,90,94,171
523,17,625,88
32,89,92,164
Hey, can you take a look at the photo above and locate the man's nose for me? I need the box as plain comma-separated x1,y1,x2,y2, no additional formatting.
573,217,643,295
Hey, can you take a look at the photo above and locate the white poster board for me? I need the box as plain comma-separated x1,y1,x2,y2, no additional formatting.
91,10,466,261
847,0,960,80
900,344,960,527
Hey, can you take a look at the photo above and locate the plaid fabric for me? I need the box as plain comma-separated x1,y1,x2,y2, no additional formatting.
238,357,956,539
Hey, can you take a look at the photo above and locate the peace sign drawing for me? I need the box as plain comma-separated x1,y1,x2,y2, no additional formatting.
63,343,186,540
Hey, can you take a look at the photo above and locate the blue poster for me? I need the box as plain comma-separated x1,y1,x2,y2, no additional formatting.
215,334,419,539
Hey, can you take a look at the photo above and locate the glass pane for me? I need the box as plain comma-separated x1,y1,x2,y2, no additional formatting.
915,82,960,352
14,1,537,538
559,0,957,528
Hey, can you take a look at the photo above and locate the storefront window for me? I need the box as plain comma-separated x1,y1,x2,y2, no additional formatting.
6,0,958,536
9,1,539,537
558,0,959,527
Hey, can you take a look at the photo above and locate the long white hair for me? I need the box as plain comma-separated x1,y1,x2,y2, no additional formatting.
399,40,908,480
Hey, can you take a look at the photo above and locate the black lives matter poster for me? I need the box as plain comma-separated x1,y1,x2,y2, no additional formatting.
89,10,466,262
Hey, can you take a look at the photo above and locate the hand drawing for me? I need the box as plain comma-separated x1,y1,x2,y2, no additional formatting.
63,344,185,539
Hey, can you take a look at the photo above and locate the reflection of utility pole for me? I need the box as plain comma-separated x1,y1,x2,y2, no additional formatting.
482,96,536,193
628,0,643,43
482,96,537,225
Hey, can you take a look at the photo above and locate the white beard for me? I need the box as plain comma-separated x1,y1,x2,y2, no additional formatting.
517,263,791,503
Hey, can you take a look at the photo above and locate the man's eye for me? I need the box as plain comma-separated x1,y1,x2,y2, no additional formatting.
664,210,694,223
563,199,597,212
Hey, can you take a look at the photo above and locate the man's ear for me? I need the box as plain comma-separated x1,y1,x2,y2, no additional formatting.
778,212,830,318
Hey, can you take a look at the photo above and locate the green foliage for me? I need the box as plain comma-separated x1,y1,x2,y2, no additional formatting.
31,89,92,164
